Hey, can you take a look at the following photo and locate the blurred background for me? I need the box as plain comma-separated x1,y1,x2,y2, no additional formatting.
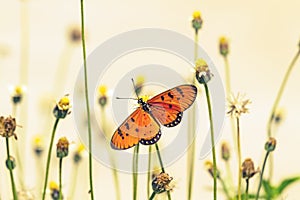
0,0,300,199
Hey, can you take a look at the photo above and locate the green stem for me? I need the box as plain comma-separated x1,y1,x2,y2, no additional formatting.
147,146,152,198
245,178,249,200
6,137,18,200
256,151,270,200
236,117,242,200
267,49,300,137
149,192,156,200
155,143,171,200
133,144,140,200
204,83,217,200
42,118,60,200
220,177,231,200
267,49,300,181
155,143,165,173
59,158,63,200
80,0,94,199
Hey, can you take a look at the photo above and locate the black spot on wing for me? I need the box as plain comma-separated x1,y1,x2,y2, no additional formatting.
139,130,162,145
164,112,183,127
167,92,174,99
161,96,165,101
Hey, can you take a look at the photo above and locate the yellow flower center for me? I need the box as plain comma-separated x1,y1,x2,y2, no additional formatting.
193,11,201,19
49,181,58,190
98,85,107,96
58,96,70,110
15,86,23,95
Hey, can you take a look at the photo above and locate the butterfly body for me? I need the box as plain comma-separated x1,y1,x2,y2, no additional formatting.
111,84,197,150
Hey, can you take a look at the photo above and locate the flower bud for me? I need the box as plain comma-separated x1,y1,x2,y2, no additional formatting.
219,36,229,57
56,137,70,158
191,11,203,34
221,142,230,161
265,137,276,152
195,59,213,84
6,156,16,170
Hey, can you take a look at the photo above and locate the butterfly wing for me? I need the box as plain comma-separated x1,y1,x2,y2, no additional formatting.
148,84,197,127
111,107,161,150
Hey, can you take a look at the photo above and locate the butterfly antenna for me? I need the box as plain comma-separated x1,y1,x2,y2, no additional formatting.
116,97,138,100
131,78,139,98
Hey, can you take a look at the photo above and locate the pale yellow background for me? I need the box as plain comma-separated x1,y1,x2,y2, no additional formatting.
0,0,300,199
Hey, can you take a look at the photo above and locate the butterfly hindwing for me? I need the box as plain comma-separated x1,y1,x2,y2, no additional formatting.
148,84,197,127
111,107,161,150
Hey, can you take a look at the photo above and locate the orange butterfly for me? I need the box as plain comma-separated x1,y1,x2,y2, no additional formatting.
111,84,197,150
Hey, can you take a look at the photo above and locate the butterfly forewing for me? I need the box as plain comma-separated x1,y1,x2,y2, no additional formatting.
148,84,197,127
111,107,160,150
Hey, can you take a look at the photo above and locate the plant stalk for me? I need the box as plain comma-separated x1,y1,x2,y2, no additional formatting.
204,83,217,200
80,0,95,198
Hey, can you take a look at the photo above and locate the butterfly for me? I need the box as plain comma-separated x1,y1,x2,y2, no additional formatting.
111,84,197,150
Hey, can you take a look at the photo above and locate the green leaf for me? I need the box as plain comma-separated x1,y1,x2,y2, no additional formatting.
262,179,275,198
276,176,300,194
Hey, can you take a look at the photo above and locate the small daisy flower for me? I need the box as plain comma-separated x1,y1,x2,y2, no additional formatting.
98,85,108,107
73,143,85,164
191,11,203,33
219,36,229,57
195,58,213,84
53,95,71,119
32,135,44,156
11,85,25,104
49,181,60,200
227,93,251,118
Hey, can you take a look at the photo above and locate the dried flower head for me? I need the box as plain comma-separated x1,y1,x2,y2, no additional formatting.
205,160,220,179
67,25,82,44
73,143,85,164
49,181,60,200
53,95,71,119
98,85,108,107
265,137,276,152
56,137,70,158
0,116,18,140
242,158,258,179
11,85,24,104
221,142,230,161
219,36,229,57
195,59,213,84
32,135,44,156
272,108,286,125
227,93,251,118
152,172,174,194
191,11,203,33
